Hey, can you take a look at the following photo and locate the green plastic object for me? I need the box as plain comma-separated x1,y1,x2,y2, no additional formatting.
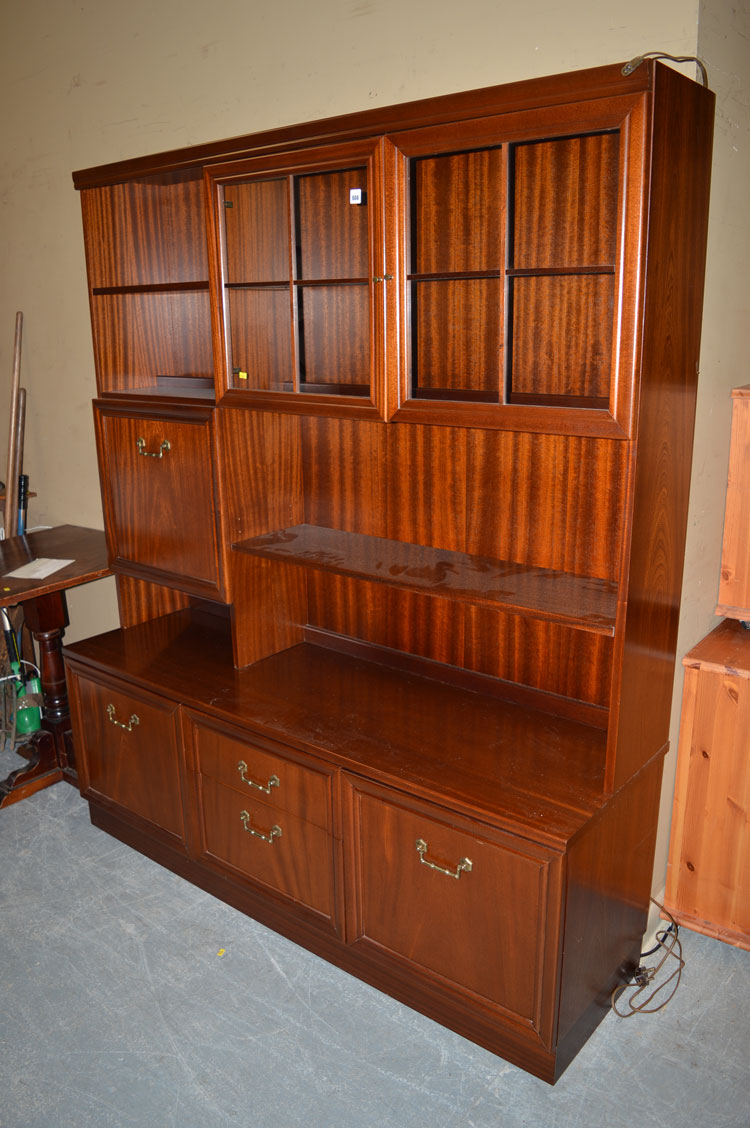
13,666,42,735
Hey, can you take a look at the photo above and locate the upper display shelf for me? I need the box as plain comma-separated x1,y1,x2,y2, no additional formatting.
72,60,703,433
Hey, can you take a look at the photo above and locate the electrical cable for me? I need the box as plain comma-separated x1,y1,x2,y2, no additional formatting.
622,52,709,87
610,899,685,1018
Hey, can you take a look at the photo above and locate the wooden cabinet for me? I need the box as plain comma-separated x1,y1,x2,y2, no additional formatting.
665,620,750,950
185,711,342,934
66,666,186,846
66,59,714,1083
94,403,224,598
344,777,563,1048
716,386,750,622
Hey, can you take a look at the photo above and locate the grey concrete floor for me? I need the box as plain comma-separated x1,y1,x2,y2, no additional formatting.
1,746,749,1128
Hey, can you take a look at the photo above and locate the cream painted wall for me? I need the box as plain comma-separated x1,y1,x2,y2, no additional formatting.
0,0,745,903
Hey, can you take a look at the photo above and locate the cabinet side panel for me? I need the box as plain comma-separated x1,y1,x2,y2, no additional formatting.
556,756,663,1069
717,391,750,619
609,69,714,790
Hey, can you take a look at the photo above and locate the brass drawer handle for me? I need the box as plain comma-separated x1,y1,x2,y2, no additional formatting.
136,437,171,459
416,837,472,880
106,703,140,732
240,810,282,844
237,760,280,795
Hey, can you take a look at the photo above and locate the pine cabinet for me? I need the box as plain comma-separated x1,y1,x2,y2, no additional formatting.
665,620,750,950
65,59,714,1082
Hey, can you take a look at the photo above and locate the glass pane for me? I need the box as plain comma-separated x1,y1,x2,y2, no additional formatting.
296,167,369,281
509,274,614,405
411,278,502,401
411,147,504,274
298,284,369,395
228,289,292,391
224,178,289,284
512,133,619,270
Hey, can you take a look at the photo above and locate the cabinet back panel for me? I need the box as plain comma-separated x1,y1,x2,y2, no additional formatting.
81,172,207,288
307,573,612,706
510,273,614,401
299,418,626,580
411,148,505,275
512,133,619,270
296,167,370,280
92,291,213,390
227,289,293,392
224,179,290,284
411,278,503,397
219,409,303,542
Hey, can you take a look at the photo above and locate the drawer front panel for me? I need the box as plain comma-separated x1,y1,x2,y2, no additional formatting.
199,776,337,921
68,668,185,840
190,715,330,830
96,407,222,595
346,779,562,1039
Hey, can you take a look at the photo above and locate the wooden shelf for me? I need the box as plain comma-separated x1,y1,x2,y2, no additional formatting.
232,524,618,635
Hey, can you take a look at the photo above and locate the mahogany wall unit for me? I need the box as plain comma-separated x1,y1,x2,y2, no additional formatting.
66,60,714,1082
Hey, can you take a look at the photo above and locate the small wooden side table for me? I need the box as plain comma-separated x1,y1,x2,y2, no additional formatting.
0,525,111,808
665,618,750,950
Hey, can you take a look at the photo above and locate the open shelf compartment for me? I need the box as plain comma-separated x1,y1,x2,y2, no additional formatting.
232,524,618,635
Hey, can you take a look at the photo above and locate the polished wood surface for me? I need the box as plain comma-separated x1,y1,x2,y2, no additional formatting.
68,668,186,840
234,523,618,634
345,776,561,1040
68,60,715,1083
607,63,714,790
0,525,110,606
64,609,607,845
94,403,224,598
665,620,750,950
716,387,750,621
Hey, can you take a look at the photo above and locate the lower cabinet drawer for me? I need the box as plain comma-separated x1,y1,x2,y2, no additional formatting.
67,666,185,842
345,777,563,1042
186,711,331,830
198,776,337,922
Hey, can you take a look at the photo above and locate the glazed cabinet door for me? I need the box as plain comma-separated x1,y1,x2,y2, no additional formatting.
66,664,186,845
386,92,648,435
94,402,224,599
206,138,388,419
184,711,343,936
344,777,564,1049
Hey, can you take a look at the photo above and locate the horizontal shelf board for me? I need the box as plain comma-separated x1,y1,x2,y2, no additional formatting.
233,524,617,635
408,270,503,282
99,382,216,402
506,265,615,277
64,610,609,844
92,281,210,295
225,281,288,290
225,278,369,289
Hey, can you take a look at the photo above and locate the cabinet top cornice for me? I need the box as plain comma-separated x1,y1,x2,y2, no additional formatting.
72,59,661,189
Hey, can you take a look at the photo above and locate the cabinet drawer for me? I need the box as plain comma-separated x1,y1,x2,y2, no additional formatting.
199,776,337,921
95,405,223,598
67,666,185,842
185,711,332,831
345,778,562,1040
